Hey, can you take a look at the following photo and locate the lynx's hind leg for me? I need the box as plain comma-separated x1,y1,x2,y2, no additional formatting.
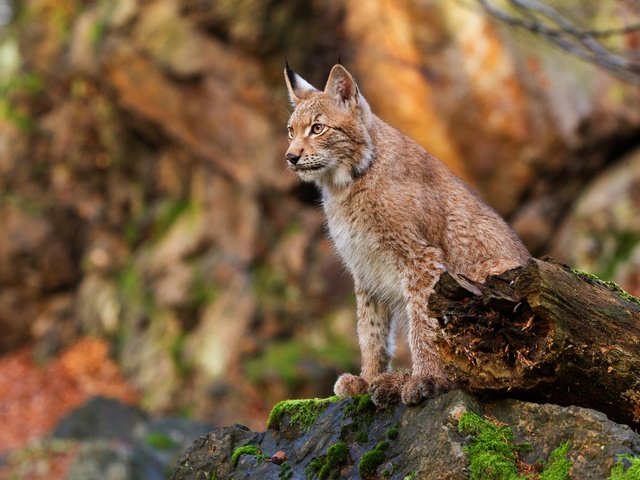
465,258,525,283
334,282,392,398
368,371,410,406
400,247,453,405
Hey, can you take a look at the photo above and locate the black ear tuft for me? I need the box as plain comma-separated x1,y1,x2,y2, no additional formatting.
337,53,342,65
284,63,319,106
285,59,297,89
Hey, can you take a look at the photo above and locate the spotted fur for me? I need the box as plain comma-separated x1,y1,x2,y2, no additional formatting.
284,64,530,406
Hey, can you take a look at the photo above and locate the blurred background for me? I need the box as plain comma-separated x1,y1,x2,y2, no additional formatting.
1,0,640,477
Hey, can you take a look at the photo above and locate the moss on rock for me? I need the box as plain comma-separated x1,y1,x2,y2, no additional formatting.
385,425,399,440
458,411,519,480
231,444,264,466
267,397,339,432
359,440,389,478
458,411,572,480
345,393,375,417
540,442,572,480
279,462,293,480
306,442,350,479
609,454,640,480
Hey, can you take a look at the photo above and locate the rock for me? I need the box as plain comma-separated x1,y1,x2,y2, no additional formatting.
171,424,258,480
66,440,161,480
170,391,640,479
491,400,640,478
54,396,213,479
53,396,147,443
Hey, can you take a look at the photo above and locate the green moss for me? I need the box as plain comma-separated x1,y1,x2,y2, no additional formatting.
609,454,640,480
359,441,389,478
231,445,265,466
279,462,293,480
345,393,376,418
574,269,640,306
386,425,399,440
459,412,571,480
144,432,177,450
403,473,417,480
540,441,572,480
458,411,519,480
355,431,369,443
307,457,324,477
267,397,339,431
306,442,350,479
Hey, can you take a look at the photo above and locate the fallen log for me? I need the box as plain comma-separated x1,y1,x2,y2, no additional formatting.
430,258,640,430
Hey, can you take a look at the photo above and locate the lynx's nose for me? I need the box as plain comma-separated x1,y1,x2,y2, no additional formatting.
286,152,301,166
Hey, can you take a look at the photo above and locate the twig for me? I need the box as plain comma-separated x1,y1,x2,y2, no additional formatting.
476,0,640,83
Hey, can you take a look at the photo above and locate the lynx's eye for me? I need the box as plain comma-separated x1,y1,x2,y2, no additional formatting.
310,123,326,135
287,126,293,140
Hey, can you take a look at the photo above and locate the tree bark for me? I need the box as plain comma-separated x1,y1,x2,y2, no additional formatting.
430,258,640,430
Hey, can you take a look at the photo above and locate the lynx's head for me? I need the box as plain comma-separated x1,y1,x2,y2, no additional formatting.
284,63,374,188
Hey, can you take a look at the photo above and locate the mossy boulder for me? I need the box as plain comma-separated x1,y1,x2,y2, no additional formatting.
171,391,640,479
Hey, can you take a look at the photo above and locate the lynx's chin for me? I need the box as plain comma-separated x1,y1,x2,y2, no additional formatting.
292,161,356,189
291,165,325,182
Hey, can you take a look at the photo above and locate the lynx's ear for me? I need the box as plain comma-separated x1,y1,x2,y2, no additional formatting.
324,64,360,106
284,62,319,107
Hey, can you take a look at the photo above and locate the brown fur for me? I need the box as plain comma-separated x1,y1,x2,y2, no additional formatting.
284,64,530,406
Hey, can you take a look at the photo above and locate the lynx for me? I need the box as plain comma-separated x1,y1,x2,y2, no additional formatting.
284,63,530,406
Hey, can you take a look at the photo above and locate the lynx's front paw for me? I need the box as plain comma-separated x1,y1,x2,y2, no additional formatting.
368,372,410,407
401,376,452,406
334,373,369,397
